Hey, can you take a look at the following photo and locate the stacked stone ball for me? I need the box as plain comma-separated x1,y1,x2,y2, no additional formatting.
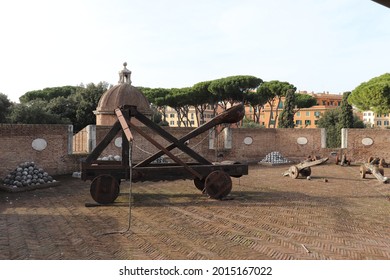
2,162,55,188
260,151,291,165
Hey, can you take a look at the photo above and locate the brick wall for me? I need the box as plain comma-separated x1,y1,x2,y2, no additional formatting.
0,124,79,179
344,128,390,163
83,126,325,164
5,123,390,181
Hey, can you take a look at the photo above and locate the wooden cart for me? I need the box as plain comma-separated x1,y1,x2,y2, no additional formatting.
283,157,329,179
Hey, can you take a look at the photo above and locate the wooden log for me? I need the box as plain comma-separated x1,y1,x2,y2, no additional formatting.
362,163,389,183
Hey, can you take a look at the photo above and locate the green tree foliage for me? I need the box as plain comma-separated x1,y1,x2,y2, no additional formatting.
19,86,79,103
8,101,68,124
339,91,354,129
191,81,215,126
278,89,296,128
45,96,78,125
242,118,263,128
9,82,108,131
73,82,109,131
348,73,390,114
294,93,317,110
317,107,365,148
209,75,262,110
317,108,341,148
0,93,12,123
141,87,170,122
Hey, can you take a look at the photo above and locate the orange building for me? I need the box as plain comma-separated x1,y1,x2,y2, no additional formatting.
246,91,343,128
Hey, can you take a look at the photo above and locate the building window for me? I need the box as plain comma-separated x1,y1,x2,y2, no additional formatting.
305,120,311,126
322,101,326,105
278,101,284,109
296,120,302,126
191,113,194,120
314,111,320,117
296,112,301,117
377,114,381,118
377,120,382,126
384,120,389,126
337,101,341,106
190,121,195,125
363,112,367,116
330,101,334,106
306,111,310,117
368,112,372,116
169,121,175,126
314,120,319,125
169,113,175,118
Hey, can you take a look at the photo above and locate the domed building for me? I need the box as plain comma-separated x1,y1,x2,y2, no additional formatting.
94,63,152,126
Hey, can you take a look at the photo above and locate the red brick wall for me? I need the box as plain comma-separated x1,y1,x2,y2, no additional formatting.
0,124,78,179
345,128,390,163
219,128,324,163
90,126,323,164
7,123,390,180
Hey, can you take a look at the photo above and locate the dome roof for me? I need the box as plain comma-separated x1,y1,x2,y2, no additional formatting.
95,63,152,116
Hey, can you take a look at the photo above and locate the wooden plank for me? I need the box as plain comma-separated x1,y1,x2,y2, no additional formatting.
114,108,133,141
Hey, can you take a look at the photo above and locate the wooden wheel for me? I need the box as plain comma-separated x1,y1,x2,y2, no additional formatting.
360,165,367,179
194,177,206,192
90,174,120,204
300,167,311,177
289,165,300,179
204,170,232,199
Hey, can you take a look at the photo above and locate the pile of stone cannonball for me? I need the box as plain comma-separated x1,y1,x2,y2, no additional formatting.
259,151,291,165
98,155,121,161
2,162,56,188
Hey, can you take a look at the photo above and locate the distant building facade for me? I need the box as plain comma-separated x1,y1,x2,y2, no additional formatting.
164,105,215,127
252,91,343,128
362,111,390,128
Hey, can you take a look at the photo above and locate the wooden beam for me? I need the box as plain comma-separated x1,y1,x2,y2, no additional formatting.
127,120,202,180
85,121,121,163
372,0,390,8
134,111,211,166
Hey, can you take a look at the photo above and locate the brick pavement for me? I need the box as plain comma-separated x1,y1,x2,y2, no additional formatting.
1,164,390,260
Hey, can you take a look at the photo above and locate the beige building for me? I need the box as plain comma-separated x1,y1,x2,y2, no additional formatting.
164,105,215,127
362,111,390,128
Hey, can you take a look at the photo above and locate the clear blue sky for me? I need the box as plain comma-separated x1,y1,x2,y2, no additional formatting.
0,0,389,102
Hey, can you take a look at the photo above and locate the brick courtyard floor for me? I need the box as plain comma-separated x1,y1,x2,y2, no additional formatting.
1,163,390,260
